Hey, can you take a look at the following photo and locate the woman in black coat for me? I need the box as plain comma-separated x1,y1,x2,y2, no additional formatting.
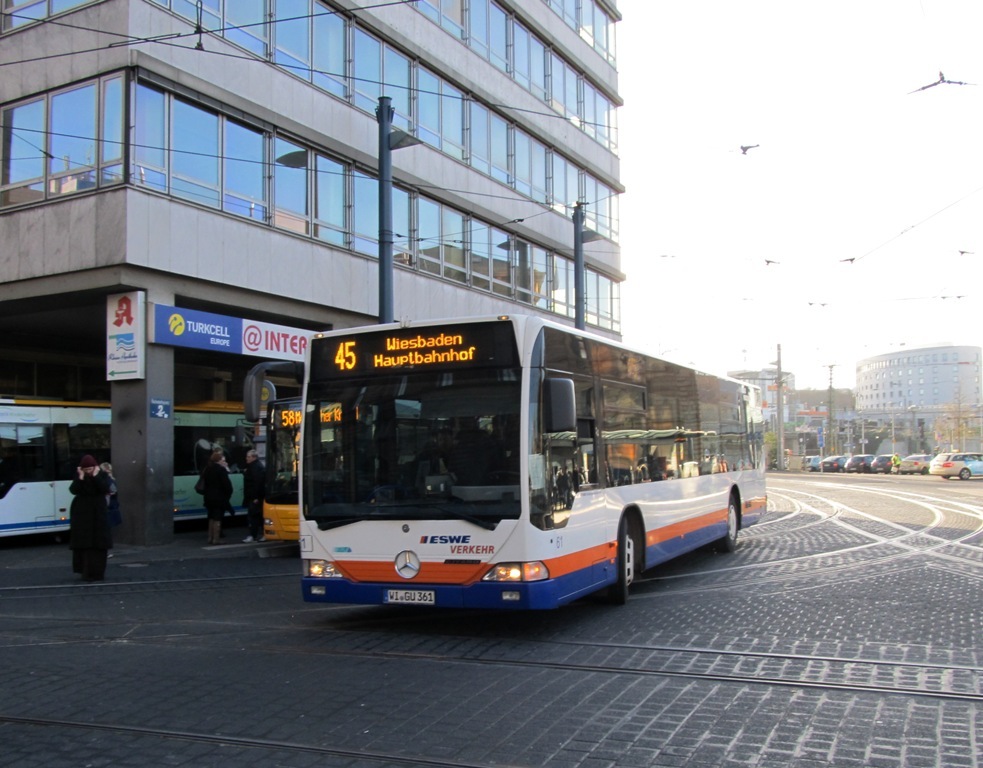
70,454,113,581
201,448,233,545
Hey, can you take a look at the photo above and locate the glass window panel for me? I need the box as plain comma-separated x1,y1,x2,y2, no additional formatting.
353,28,382,114
393,186,412,265
491,225,511,296
441,82,464,160
583,174,598,229
490,112,509,184
489,3,508,73
101,76,124,184
514,238,532,302
314,153,345,245
442,207,466,283
513,128,530,197
417,0,439,23
227,0,268,56
585,270,598,326
132,84,167,192
275,0,311,75
4,1,45,30
609,190,619,243
563,156,580,208
468,101,489,175
416,69,441,149
583,82,597,140
549,53,565,113
224,120,266,221
560,0,576,27
48,84,96,195
530,37,546,102
513,23,530,90
173,0,219,29
565,63,579,125
2,99,45,188
171,99,220,207
417,197,441,275
352,170,378,255
530,138,546,203
469,219,490,290
580,0,595,47
274,137,309,234
531,245,550,308
553,255,573,318
313,5,347,98
384,47,411,130
441,0,464,34
550,151,566,212
468,0,489,59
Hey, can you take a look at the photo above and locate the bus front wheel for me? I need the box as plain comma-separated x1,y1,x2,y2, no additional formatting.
715,495,740,553
607,515,639,605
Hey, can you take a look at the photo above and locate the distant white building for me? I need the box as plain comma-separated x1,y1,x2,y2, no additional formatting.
855,345,983,452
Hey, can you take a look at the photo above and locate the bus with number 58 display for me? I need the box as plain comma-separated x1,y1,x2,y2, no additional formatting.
299,315,766,610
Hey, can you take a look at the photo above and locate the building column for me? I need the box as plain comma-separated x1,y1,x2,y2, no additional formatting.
111,309,175,546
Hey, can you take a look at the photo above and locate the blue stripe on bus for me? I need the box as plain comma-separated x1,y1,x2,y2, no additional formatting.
302,562,615,610
302,514,745,610
0,520,69,534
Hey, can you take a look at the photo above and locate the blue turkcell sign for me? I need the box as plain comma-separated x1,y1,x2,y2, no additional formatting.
153,305,241,354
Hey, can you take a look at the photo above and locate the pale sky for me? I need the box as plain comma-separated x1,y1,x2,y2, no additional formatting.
616,0,983,390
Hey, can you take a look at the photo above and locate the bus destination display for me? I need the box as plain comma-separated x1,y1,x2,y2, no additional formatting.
311,322,517,378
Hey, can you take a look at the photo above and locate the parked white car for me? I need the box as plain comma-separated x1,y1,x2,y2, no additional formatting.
929,452,983,480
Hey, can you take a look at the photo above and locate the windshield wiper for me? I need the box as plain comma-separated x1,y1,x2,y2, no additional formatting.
431,505,498,530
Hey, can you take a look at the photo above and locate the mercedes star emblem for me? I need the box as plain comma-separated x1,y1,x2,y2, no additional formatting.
394,550,421,579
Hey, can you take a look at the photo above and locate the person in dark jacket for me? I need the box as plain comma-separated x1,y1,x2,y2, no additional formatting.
201,447,234,545
241,449,266,542
70,454,113,581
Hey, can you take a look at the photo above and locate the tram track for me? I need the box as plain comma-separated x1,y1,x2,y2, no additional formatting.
3,628,983,768
630,483,983,595
0,715,493,768
12,603,982,705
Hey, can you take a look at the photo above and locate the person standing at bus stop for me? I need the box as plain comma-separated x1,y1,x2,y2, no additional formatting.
201,447,234,545
69,454,113,581
242,449,266,543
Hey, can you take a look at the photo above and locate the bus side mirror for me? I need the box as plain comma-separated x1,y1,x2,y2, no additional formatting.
544,378,576,433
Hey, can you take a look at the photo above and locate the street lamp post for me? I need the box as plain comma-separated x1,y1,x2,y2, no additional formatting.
376,96,420,324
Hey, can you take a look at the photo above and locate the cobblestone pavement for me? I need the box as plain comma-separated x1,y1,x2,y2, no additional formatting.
1,475,981,767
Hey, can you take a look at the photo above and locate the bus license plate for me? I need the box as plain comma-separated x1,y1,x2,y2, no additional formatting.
385,589,435,605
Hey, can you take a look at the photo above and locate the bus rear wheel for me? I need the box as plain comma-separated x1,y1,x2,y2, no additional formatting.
607,515,639,605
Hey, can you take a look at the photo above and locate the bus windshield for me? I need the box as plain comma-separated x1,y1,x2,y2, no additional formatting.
266,398,301,505
303,368,521,529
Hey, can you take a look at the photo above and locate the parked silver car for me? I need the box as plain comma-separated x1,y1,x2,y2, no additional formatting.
899,454,933,475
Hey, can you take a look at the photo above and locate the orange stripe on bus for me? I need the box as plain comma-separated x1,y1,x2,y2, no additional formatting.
335,541,616,585
645,508,727,547
331,504,753,586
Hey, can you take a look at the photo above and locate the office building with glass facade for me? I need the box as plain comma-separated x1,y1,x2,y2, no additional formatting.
0,0,623,543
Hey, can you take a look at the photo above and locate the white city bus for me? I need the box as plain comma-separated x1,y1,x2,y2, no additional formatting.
300,315,766,609
0,400,250,537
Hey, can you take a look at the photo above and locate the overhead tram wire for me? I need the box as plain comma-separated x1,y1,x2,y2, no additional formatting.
847,184,983,264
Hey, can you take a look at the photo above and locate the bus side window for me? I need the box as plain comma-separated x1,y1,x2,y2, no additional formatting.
577,419,598,487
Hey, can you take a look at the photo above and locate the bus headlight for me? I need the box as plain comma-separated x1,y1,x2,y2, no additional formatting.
307,559,343,578
482,562,549,582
